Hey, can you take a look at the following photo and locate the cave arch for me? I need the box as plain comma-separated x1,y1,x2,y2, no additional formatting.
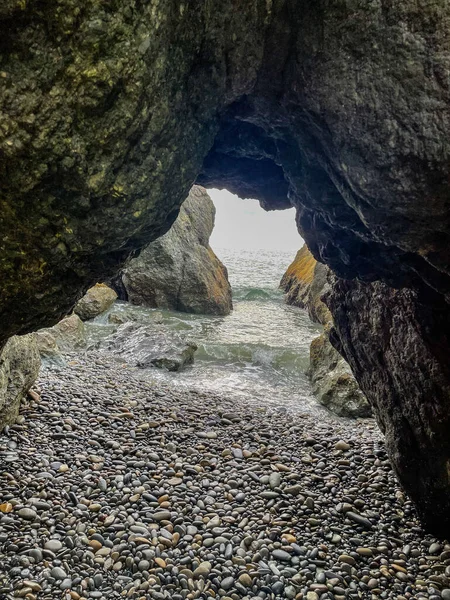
1,0,450,536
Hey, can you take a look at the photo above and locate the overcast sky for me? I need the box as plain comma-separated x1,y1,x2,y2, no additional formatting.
208,188,302,251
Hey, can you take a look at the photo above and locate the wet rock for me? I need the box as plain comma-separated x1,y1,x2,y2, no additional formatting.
0,334,40,429
279,245,317,309
74,284,117,321
310,331,370,418
103,322,197,371
281,246,370,418
116,186,232,316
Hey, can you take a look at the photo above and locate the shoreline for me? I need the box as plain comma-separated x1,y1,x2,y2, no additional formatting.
1,353,449,600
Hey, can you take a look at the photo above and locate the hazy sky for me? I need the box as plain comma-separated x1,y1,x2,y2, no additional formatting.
209,188,303,251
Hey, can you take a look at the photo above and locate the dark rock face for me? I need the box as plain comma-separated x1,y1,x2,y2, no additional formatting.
117,186,232,316
326,280,450,536
3,2,450,343
0,0,268,344
1,1,450,533
281,246,370,418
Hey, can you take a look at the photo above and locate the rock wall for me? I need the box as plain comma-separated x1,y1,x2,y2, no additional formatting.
0,335,40,429
326,280,450,536
281,246,370,418
1,1,450,534
116,186,232,315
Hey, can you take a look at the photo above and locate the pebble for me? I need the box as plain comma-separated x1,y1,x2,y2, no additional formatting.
17,508,37,520
0,351,448,600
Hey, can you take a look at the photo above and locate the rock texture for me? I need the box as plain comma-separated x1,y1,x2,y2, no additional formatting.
326,280,450,537
1,1,450,534
0,335,40,429
279,246,316,309
105,322,197,371
36,314,86,360
281,246,370,418
74,284,117,321
117,186,232,315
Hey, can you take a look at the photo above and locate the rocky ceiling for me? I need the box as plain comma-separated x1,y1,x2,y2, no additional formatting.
1,0,450,535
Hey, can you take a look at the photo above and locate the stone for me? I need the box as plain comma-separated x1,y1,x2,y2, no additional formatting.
51,567,67,580
335,440,351,451
37,314,86,354
193,561,211,578
104,322,197,371
281,247,370,418
238,573,252,587
221,577,235,590
34,329,62,362
74,284,117,321
0,334,40,429
115,186,232,316
44,540,63,552
18,507,37,520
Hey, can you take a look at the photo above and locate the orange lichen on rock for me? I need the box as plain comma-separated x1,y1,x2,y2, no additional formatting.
283,245,317,286
280,245,317,309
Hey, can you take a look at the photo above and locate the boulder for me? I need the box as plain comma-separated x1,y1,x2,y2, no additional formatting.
281,246,370,418
36,314,86,360
279,246,317,309
309,330,370,418
0,335,40,429
74,284,117,321
117,187,232,316
104,322,197,371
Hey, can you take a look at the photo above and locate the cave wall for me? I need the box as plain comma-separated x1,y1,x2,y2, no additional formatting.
326,279,450,536
2,0,450,534
2,1,450,347
0,0,270,345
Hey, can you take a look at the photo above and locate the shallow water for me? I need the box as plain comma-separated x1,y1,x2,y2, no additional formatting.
86,248,327,415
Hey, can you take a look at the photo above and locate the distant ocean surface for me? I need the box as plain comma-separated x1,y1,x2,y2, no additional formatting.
87,248,326,415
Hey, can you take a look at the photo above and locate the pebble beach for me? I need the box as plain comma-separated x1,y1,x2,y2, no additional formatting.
1,352,450,600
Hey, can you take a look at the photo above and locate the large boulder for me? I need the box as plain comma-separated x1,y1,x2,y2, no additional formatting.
104,322,197,372
0,335,40,429
74,284,117,321
281,246,371,418
117,186,232,316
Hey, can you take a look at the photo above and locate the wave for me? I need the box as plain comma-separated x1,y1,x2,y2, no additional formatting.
232,287,281,302
194,341,309,374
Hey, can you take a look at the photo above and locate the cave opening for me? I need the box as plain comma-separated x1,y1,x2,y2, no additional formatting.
2,0,450,573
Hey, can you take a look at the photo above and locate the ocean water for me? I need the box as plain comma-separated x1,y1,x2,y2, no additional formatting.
87,248,326,414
